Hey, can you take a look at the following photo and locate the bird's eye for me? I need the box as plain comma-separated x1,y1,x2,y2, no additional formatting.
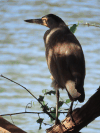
43,19,47,24
42,18,48,27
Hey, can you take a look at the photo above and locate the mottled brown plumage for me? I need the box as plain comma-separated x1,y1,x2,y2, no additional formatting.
24,14,86,124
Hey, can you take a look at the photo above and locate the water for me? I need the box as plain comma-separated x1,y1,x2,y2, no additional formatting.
0,0,100,132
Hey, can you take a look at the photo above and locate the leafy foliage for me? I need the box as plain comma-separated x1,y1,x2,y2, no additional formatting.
50,108,57,122
70,24,78,34
65,99,71,104
50,101,64,122
38,95,44,102
37,118,44,130
42,89,48,94
45,90,56,95
58,101,64,109
41,102,49,111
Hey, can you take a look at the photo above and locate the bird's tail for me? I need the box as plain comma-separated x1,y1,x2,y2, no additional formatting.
65,80,81,101
76,85,85,102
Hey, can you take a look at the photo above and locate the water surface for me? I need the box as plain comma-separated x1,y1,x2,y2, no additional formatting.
0,0,100,132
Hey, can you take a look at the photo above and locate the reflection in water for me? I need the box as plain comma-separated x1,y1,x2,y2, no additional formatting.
0,0,100,133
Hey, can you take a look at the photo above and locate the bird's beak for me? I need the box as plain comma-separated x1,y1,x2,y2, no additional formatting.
24,18,43,25
24,18,48,27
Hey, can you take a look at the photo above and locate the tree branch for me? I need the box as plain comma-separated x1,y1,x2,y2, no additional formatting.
0,74,38,101
46,86,100,133
0,74,55,120
0,116,26,133
0,111,68,117
68,23,100,28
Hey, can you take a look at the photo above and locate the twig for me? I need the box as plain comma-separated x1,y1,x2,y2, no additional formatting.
0,74,55,120
0,111,68,117
0,74,38,103
68,23,100,28
0,112,45,116
25,101,33,112
10,115,14,125
80,23,100,28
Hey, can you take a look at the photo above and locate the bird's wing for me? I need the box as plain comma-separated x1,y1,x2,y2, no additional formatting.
45,29,85,100
52,42,85,100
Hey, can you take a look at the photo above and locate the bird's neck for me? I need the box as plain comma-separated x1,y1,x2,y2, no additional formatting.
44,26,70,47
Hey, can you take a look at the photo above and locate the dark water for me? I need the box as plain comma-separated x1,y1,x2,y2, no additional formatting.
0,0,100,132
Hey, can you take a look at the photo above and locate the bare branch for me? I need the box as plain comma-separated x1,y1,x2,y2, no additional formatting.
0,111,68,117
68,23,100,28
0,74,55,120
0,74,38,102
47,86,100,133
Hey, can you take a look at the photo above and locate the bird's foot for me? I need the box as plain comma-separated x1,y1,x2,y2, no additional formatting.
67,110,76,125
55,118,60,125
67,102,76,125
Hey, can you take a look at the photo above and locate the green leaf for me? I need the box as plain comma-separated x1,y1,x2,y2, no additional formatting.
42,101,45,106
37,118,44,130
65,99,71,104
44,105,49,111
42,89,48,94
70,24,78,34
38,95,44,102
41,104,49,111
50,108,60,122
50,108,56,122
40,100,49,111
37,118,44,123
58,101,64,109
78,20,84,24
45,90,56,95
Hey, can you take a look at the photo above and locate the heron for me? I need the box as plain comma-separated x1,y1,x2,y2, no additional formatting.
24,14,85,124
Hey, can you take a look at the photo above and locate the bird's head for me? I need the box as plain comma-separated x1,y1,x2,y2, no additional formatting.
24,14,66,29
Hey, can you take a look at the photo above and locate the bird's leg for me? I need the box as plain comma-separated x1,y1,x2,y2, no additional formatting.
69,101,73,114
67,101,76,124
67,101,73,116
55,89,59,125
